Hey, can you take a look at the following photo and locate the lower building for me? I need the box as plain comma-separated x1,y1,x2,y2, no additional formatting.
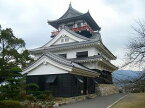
23,53,99,97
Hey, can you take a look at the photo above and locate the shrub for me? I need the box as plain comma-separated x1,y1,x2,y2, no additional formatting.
0,100,23,108
26,95,36,102
36,94,46,100
30,90,54,101
44,91,54,101
26,83,39,91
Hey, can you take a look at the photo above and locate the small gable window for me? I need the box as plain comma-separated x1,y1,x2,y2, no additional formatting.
65,37,69,42
61,38,64,43
61,36,69,43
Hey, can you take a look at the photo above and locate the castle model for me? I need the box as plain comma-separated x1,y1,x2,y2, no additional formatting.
23,3,118,97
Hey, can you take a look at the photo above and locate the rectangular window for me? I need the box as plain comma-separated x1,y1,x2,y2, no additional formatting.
61,38,64,43
59,54,67,58
65,37,69,42
76,51,88,58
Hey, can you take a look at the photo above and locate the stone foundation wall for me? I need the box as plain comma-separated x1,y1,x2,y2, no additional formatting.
96,84,119,96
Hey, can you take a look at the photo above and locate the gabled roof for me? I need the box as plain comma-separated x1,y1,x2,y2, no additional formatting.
23,52,100,77
58,3,83,20
29,27,102,52
42,27,91,47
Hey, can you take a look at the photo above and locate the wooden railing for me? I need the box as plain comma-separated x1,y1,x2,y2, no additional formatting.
51,25,94,37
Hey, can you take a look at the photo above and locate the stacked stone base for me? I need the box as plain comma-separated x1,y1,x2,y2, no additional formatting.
96,84,119,96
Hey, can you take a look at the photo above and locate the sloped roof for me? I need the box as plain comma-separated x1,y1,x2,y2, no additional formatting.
29,28,101,52
48,4,101,31
23,52,100,76
29,39,99,53
58,3,83,20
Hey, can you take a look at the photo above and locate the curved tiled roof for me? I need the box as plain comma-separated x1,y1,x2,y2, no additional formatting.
47,4,101,31
29,28,101,52
58,3,83,20
23,52,100,76
29,39,100,53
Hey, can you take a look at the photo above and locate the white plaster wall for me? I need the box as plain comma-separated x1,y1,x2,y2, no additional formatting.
53,47,99,59
27,63,68,76
95,48,111,61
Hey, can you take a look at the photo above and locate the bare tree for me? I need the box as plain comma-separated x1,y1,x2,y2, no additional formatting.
117,20,145,93
124,20,145,69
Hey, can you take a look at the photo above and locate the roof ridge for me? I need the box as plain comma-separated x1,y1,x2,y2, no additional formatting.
58,4,83,20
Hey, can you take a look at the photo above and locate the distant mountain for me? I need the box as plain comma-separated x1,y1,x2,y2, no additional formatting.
112,70,143,82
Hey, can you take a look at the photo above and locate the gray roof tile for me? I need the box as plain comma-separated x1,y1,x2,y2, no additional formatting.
59,4,83,20
23,52,100,75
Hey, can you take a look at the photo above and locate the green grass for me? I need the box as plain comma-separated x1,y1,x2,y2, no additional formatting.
111,93,145,108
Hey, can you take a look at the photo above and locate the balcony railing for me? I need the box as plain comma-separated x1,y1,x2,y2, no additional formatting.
51,25,94,37
71,25,93,33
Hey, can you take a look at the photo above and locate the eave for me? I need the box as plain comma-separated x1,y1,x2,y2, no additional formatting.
48,12,101,31
70,55,102,63
29,40,99,55
97,41,117,60
23,53,100,77
98,57,118,72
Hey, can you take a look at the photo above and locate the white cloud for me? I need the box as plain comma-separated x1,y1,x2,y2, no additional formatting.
0,0,144,70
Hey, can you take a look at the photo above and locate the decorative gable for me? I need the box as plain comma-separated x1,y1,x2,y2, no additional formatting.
44,29,85,47
53,34,76,45
23,55,71,75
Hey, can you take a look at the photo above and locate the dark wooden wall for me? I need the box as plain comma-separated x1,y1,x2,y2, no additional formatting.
26,73,96,97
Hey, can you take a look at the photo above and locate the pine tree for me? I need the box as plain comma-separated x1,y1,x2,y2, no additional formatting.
0,25,34,100
0,25,33,83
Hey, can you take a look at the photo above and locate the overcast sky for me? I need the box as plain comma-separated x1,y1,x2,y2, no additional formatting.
0,0,145,70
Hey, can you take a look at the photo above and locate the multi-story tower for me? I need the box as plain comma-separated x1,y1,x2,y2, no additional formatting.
23,3,118,97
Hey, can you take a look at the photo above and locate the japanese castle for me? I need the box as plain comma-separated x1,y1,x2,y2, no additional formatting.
23,3,118,97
